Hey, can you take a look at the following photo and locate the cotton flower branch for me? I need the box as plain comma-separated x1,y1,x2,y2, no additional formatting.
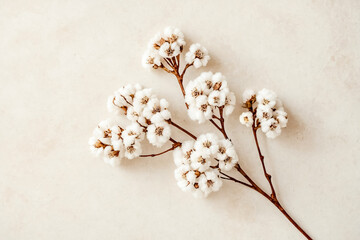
90,27,312,239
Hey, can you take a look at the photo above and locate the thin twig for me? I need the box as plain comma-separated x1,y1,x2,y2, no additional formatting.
168,119,197,140
140,141,181,158
180,63,193,78
219,171,253,189
252,122,276,198
218,107,229,139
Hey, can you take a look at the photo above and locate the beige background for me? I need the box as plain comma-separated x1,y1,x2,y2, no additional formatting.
1,0,360,239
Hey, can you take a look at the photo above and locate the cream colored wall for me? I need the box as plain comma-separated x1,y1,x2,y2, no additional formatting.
1,0,359,239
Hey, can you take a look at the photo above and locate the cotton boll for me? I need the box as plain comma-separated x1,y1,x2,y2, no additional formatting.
122,123,144,146
103,146,123,166
124,141,142,159
159,98,169,109
261,118,282,139
199,170,223,197
146,122,171,147
256,105,273,122
265,126,282,139
133,88,153,108
208,90,226,107
257,88,277,108
216,139,238,171
185,43,210,68
273,109,288,128
142,49,161,69
187,106,206,123
159,42,181,58
242,89,256,103
239,111,254,127
160,109,171,121
126,107,141,122
194,133,219,156
218,155,238,171
89,119,124,159
148,32,163,50
173,148,185,167
190,151,211,172
224,92,236,116
174,164,191,181
163,26,186,47
150,113,165,124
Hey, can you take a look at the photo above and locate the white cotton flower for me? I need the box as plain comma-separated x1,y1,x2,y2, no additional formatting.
142,49,161,69
159,42,181,58
194,133,219,156
146,121,171,147
124,141,142,159
164,26,186,47
257,88,277,108
89,119,120,154
190,150,211,172
143,98,171,123
173,148,185,167
242,89,256,103
256,105,273,122
173,140,194,167
133,88,153,109
208,90,226,107
107,94,128,115
89,119,126,166
216,139,238,171
89,137,105,156
108,84,143,115
103,146,123,166
187,106,206,124
274,110,288,128
224,92,236,116
122,123,144,146
261,118,282,139
126,106,142,123
175,165,197,193
184,80,204,105
199,169,223,197
194,95,213,119
185,43,210,68
147,32,163,50
239,111,254,127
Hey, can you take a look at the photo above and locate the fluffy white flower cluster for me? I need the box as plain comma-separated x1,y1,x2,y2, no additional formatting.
185,72,236,123
173,133,238,198
142,27,210,70
185,43,210,68
89,84,172,166
88,119,144,166
107,84,172,147
142,26,185,69
239,89,288,139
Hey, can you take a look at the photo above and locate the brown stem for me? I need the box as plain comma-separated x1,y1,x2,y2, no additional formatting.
218,107,229,139
140,139,181,157
234,163,312,239
209,119,222,131
252,125,276,198
159,64,173,74
168,119,197,140
180,63,192,78
220,171,253,189
164,58,174,68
